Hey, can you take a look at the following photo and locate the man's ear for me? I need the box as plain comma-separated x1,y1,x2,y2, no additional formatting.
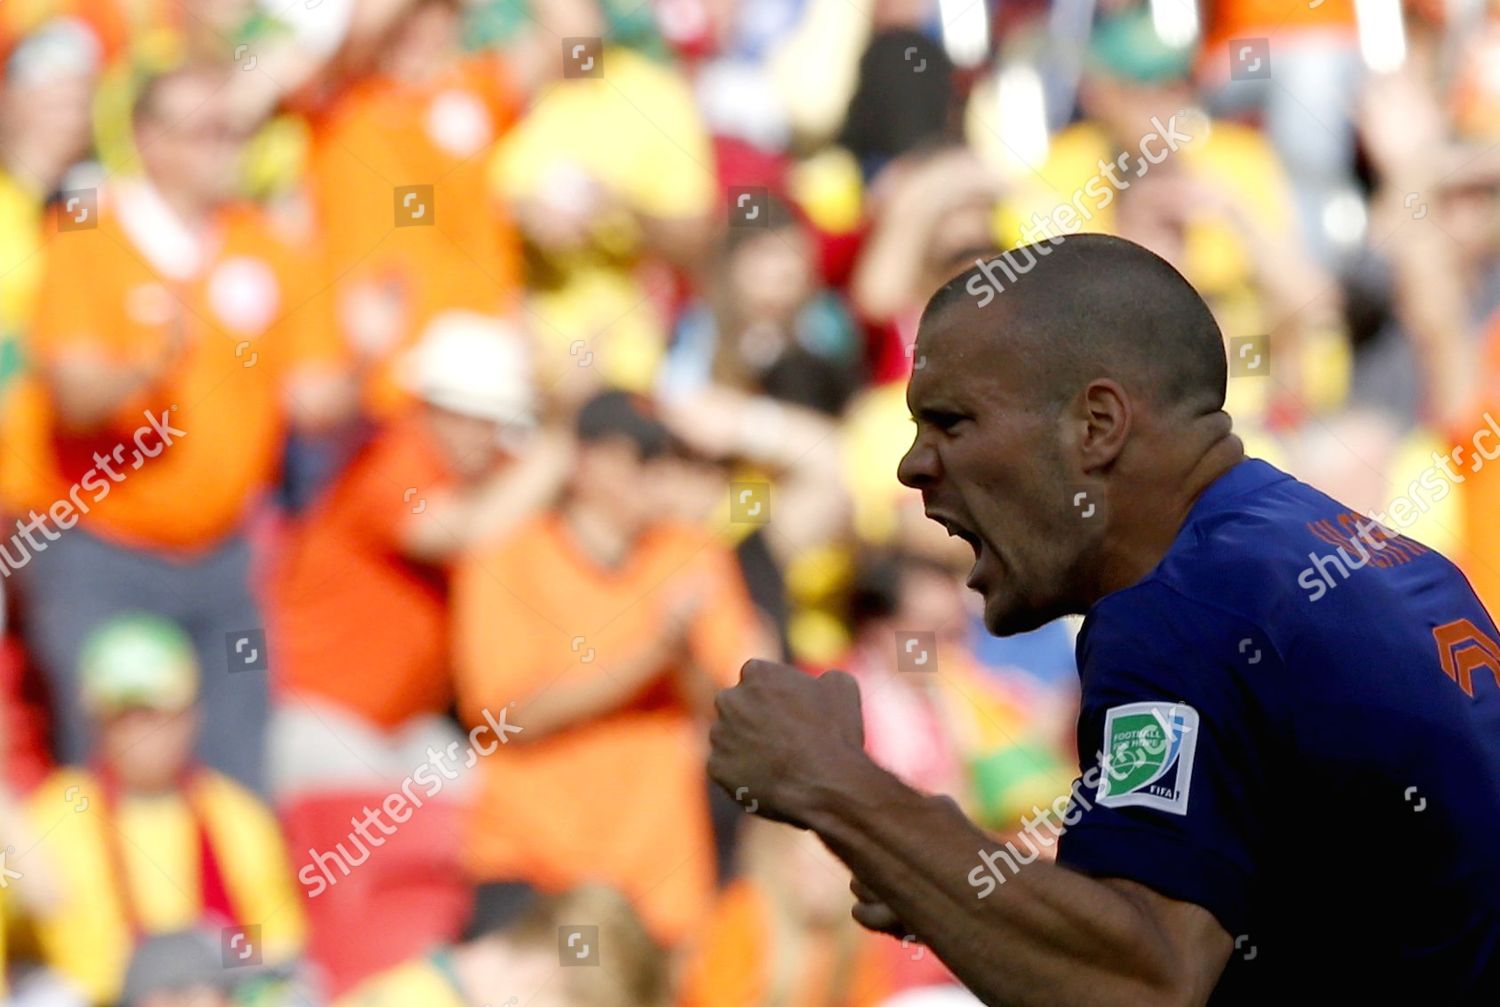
1076,379,1131,472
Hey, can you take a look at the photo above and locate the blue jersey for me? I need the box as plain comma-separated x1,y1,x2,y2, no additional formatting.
1054,459,1500,1001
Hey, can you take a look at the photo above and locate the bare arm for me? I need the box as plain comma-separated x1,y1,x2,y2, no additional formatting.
43,350,178,432
398,431,572,564
805,750,1231,1007
1361,65,1476,429
850,150,1003,323
510,612,692,742
662,388,850,563
710,663,1232,1007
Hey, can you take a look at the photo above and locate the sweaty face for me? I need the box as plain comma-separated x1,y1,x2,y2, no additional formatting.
897,309,1084,635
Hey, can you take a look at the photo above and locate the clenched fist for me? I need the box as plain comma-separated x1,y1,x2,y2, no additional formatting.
708,660,868,828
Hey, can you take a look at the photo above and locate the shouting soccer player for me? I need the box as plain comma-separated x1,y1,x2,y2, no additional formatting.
708,234,1500,1004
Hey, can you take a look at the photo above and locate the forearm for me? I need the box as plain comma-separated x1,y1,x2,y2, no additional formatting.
46,357,164,431
803,754,1187,1007
402,443,568,563
511,647,671,741
849,213,928,322
1373,166,1473,425
635,212,711,269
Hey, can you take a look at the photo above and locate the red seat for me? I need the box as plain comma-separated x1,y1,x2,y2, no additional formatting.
279,790,472,995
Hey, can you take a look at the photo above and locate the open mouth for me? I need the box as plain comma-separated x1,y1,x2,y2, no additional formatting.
930,511,983,562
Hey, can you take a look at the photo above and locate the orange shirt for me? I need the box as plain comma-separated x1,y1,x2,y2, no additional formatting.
676,880,891,1007
452,512,761,945
1459,316,1500,613
1205,0,1356,52
306,56,525,418
271,415,455,729
0,181,337,550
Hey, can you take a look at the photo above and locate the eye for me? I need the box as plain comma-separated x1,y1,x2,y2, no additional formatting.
927,411,967,434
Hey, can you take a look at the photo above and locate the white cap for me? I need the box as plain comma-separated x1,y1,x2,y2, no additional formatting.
6,17,101,88
402,311,538,426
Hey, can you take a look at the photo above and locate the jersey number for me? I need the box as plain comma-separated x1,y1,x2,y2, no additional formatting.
1432,619,1500,697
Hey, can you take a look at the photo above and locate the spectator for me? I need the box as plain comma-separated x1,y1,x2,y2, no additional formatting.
839,30,955,179
21,614,305,1004
848,145,1002,384
304,0,528,421
1199,0,1362,264
657,385,850,656
119,930,237,1007
838,552,1072,830
333,884,668,1007
268,311,568,991
453,389,766,947
659,196,862,416
489,39,716,404
982,8,1340,430
0,18,99,388
0,61,347,790
271,311,564,751
676,819,892,1007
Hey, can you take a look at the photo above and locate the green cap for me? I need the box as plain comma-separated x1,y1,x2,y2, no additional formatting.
1087,10,1194,84
79,613,198,715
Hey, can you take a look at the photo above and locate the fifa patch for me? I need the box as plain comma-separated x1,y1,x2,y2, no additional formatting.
1096,702,1199,815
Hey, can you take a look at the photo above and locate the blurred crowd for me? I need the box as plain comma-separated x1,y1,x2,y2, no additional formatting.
0,0,1494,1001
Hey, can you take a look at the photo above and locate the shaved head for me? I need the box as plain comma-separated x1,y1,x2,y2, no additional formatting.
923,233,1227,415
899,233,1243,635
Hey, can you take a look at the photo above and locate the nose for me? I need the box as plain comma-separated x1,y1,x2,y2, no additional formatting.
897,434,941,489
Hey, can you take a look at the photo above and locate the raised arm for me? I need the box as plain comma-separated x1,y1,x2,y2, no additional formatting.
709,661,1231,1007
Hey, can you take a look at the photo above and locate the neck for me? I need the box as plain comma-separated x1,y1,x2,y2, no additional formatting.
149,178,215,232
562,497,636,568
1090,413,1244,600
115,773,186,798
0,143,57,198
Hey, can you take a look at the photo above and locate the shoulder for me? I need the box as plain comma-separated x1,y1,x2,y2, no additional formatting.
193,770,278,823
1081,464,1324,683
648,520,740,568
27,767,97,818
461,510,559,572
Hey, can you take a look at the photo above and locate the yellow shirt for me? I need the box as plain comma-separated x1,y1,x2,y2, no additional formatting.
489,47,713,391
490,47,714,224
0,168,45,360
23,768,306,1003
986,119,1294,303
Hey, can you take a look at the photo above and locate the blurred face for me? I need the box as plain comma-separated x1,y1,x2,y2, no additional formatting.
898,308,1084,635
98,706,198,792
186,0,254,39
726,226,814,323
424,406,507,481
897,564,970,647
383,0,460,79
923,198,999,293
573,439,661,532
139,986,231,1007
1082,75,1195,151
464,939,569,1007
135,72,245,207
2,70,95,183
649,453,724,523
